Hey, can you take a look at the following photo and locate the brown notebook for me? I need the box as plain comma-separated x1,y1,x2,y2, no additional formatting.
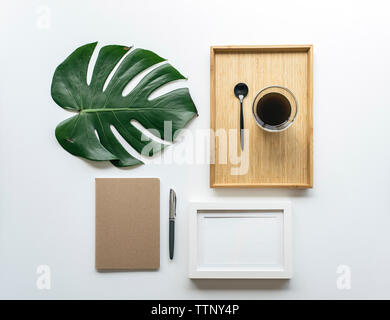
95,178,160,270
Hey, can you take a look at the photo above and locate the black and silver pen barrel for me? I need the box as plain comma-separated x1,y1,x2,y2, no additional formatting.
169,189,176,260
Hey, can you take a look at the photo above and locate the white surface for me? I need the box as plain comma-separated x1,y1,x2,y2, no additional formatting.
1,0,390,299
199,213,282,268
188,202,291,278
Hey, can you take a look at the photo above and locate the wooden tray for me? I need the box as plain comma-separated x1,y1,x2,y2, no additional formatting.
210,45,313,188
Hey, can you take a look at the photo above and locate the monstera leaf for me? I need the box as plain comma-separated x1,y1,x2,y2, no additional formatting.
51,42,198,167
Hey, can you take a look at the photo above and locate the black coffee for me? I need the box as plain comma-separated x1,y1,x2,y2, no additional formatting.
256,92,291,126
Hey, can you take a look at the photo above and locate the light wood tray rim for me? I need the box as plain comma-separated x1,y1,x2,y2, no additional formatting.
210,45,313,188
210,183,313,189
211,44,313,53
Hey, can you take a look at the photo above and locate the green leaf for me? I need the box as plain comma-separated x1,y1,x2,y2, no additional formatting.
51,42,198,167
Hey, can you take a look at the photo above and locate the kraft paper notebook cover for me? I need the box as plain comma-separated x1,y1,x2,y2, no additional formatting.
95,178,160,270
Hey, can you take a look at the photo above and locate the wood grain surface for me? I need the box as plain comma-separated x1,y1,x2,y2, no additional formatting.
210,45,313,188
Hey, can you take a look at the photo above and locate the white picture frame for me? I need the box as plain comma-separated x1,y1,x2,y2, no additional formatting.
188,202,292,279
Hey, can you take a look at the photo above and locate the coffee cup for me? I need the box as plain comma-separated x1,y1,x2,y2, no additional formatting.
252,85,298,132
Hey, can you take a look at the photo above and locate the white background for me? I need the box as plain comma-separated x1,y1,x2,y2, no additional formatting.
1,0,390,299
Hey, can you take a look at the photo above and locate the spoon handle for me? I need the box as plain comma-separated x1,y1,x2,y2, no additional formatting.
240,99,244,151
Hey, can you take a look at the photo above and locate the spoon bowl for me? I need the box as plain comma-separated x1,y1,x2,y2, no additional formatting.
234,83,249,99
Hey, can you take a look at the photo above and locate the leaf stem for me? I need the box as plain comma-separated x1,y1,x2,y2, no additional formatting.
81,108,142,113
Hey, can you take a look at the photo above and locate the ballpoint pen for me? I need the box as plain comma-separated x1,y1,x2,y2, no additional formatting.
169,189,176,260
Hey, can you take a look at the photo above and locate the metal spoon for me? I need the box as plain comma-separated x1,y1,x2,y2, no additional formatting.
234,83,249,151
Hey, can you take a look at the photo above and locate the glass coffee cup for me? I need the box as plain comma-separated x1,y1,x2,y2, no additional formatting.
252,85,298,132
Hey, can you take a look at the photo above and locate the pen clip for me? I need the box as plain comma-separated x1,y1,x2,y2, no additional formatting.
174,195,176,217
